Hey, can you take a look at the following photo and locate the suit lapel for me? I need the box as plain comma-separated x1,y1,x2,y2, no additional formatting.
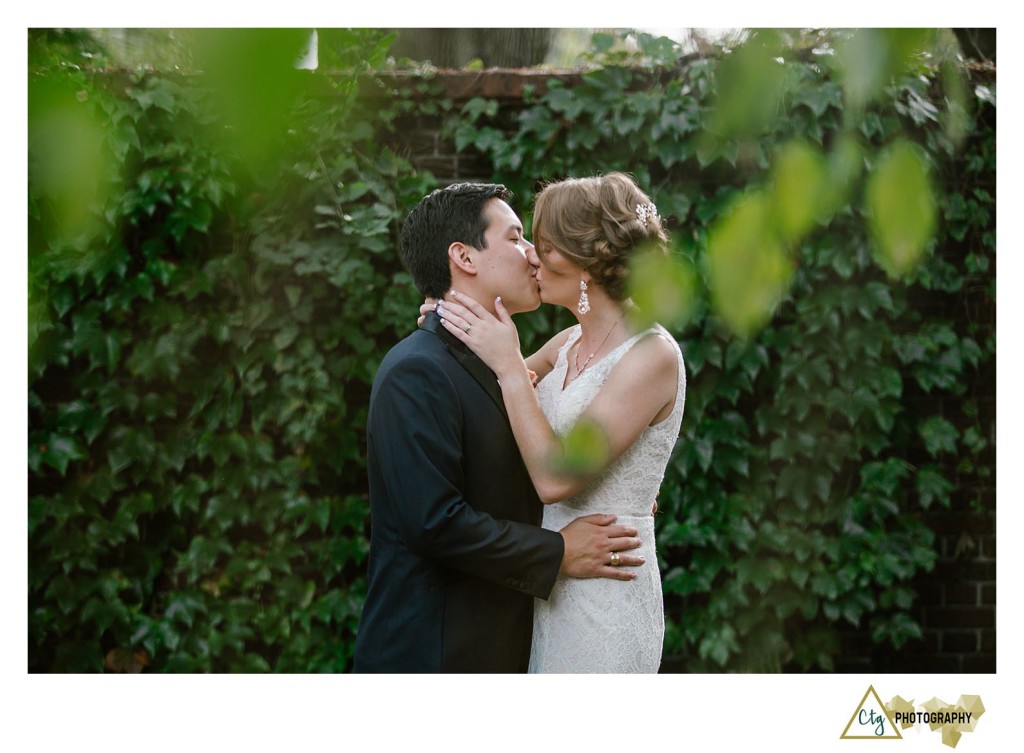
422,311,509,421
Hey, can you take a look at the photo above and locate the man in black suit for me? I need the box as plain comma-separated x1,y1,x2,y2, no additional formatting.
353,183,644,672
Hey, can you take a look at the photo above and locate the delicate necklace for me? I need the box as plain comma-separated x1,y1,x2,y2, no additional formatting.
573,317,621,379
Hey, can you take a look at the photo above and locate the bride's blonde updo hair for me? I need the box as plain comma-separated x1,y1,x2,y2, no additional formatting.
531,172,669,301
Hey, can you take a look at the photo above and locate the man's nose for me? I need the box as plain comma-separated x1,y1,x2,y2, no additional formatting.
525,241,540,267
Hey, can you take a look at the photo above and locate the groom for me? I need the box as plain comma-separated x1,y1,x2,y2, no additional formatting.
353,183,644,673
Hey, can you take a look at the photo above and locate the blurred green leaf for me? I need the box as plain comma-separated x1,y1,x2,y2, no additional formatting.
818,135,864,219
707,191,794,338
627,249,698,330
708,29,786,139
192,29,311,169
866,140,937,278
836,29,936,112
555,417,610,477
770,140,826,242
29,75,111,243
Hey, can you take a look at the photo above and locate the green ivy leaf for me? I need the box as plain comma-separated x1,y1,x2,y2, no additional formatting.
544,86,585,120
919,416,959,456
916,465,953,509
41,434,86,475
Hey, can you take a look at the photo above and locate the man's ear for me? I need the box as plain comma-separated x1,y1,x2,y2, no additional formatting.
448,242,478,277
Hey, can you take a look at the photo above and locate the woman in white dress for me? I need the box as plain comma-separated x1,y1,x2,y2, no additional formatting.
435,173,686,673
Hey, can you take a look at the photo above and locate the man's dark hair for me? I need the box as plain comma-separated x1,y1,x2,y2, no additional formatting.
400,182,513,298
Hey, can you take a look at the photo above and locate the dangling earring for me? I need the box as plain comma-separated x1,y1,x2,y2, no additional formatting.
577,279,591,316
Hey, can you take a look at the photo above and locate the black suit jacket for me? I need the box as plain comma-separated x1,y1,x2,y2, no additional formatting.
353,312,564,673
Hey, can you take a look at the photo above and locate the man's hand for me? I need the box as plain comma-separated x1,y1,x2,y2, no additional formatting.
558,513,643,581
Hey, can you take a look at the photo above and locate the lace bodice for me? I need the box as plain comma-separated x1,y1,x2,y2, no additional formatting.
535,324,686,526
528,323,686,673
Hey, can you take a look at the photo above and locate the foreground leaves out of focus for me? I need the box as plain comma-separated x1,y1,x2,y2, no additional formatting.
28,28,994,673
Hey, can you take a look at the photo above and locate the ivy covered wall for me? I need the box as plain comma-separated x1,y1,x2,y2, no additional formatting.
28,30,995,672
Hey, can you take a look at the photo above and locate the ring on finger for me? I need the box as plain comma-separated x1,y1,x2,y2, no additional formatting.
464,323,472,333
610,551,620,567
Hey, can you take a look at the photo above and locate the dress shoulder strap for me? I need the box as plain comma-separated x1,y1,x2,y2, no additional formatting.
557,325,583,364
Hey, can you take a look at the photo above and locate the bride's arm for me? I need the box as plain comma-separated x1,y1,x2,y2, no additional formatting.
418,298,566,381
439,293,678,503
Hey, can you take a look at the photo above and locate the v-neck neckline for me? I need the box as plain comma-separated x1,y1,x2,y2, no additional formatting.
559,325,639,393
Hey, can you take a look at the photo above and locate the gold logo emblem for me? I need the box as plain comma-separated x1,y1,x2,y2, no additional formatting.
841,685,902,739
840,686,986,748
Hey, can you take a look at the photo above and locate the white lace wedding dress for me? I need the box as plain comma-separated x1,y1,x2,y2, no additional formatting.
528,324,686,673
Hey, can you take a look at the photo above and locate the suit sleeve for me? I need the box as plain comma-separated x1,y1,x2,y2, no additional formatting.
368,353,563,599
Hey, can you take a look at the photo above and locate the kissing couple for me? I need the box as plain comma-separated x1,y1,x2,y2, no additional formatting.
354,174,685,673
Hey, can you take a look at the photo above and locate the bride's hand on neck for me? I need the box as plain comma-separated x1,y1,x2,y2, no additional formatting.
436,291,525,380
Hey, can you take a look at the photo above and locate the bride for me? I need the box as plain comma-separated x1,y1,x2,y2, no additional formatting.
433,173,686,673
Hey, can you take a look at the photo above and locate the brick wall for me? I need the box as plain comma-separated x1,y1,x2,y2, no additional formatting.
366,69,997,674
370,70,582,183
840,287,996,673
